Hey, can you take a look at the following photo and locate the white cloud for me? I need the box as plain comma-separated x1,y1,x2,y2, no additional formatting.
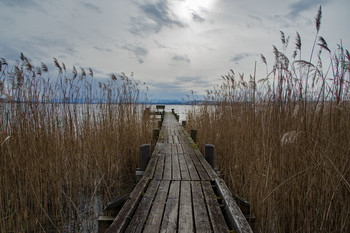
0,0,349,100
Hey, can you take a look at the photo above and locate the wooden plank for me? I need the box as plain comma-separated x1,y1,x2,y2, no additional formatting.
191,181,211,232
125,179,160,233
178,181,193,233
160,181,180,233
194,150,218,180
154,142,165,154
202,181,230,233
143,180,171,233
154,154,165,180
189,151,210,180
143,152,159,179
176,143,183,153
214,178,253,233
163,153,172,180
173,135,179,144
172,153,181,180
168,134,173,143
178,153,190,180
171,143,177,153
183,151,199,180
105,178,150,233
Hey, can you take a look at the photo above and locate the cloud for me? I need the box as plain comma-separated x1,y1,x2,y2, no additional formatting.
230,53,257,64
94,46,113,53
0,0,37,7
248,14,262,23
288,0,330,18
120,44,148,63
191,11,205,23
130,0,186,35
171,54,190,63
81,2,102,14
176,76,212,88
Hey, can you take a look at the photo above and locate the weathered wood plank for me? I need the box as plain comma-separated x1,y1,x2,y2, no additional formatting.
160,181,180,233
176,143,183,153
178,153,190,180
191,181,211,232
178,181,193,233
172,153,181,180
214,178,253,233
154,154,165,180
194,150,218,181
143,152,159,179
183,151,199,180
113,181,159,232
143,180,171,233
202,181,230,233
171,143,177,153
173,135,179,144
163,153,172,180
105,178,150,233
125,179,160,232
189,151,210,181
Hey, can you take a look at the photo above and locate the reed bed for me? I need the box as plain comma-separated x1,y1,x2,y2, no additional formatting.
0,55,155,232
187,7,349,232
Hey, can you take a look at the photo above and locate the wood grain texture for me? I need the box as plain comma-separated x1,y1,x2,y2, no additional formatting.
106,112,252,233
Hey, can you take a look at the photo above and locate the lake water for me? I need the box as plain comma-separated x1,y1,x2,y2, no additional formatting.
151,104,195,122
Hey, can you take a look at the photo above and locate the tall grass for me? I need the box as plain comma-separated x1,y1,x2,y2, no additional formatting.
187,7,350,232
0,55,155,232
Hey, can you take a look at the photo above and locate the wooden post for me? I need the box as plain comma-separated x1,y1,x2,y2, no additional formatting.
140,144,150,171
98,216,115,233
153,129,160,143
190,129,197,143
205,144,215,169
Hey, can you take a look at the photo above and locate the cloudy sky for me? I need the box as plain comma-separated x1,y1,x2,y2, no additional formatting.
0,0,349,100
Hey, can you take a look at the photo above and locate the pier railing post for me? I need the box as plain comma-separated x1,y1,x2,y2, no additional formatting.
153,129,160,144
205,144,215,169
190,129,197,143
140,144,150,171
136,144,150,180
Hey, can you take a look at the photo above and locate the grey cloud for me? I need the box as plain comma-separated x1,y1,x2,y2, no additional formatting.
176,76,212,87
81,2,102,14
154,40,168,49
191,11,205,23
0,0,37,7
120,44,148,64
94,46,113,53
31,36,78,56
248,15,262,22
288,0,330,18
131,0,186,35
230,53,257,64
149,81,190,99
171,54,190,63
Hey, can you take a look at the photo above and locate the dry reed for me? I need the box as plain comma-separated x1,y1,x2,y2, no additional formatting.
187,7,349,232
0,55,155,232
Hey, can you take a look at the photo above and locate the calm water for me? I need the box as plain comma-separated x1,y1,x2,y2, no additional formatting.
151,104,195,122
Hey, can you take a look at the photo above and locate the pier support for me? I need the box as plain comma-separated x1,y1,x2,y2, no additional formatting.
153,129,160,143
205,144,215,169
136,144,150,180
190,129,197,143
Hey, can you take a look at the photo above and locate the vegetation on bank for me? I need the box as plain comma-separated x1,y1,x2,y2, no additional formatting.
0,55,155,232
187,6,349,232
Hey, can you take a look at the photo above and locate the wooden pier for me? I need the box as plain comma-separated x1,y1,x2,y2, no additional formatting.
105,112,253,233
